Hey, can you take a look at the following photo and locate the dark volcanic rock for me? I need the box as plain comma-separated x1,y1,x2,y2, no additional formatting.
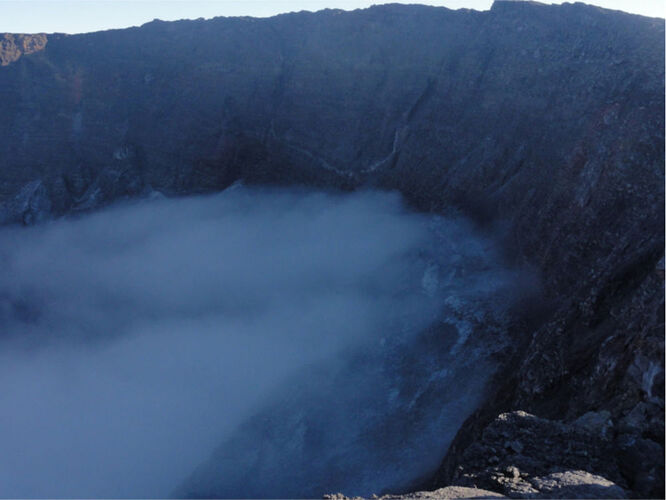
0,179,52,225
0,1,663,498
442,411,632,497
439,409,665,497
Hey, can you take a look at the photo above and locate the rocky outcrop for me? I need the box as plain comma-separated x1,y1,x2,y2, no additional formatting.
0,33,47,66
436,241,664,497
527,470,626,499
0,1,663,498
0,33,48,66
328,468,627,499
325,485,507,499
439,411,644,498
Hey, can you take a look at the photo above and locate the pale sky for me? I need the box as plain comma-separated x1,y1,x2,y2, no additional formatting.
0,0,663,34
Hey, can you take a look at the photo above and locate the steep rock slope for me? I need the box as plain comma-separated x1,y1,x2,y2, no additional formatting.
0,1,663,497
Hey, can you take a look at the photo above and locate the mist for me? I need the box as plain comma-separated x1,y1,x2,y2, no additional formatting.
178,188,529,498
0,186,530,498
0,186,456,498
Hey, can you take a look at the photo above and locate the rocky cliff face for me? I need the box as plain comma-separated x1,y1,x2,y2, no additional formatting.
0,1,663,498
0,33,47,66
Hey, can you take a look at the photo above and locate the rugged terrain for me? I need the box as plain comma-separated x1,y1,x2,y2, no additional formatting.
0,1,663,498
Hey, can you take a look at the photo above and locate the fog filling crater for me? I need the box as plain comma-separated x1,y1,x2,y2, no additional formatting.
0,187,519,498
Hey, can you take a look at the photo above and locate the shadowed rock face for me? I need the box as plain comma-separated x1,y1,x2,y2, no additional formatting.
440,411,638,498
0,1,663,498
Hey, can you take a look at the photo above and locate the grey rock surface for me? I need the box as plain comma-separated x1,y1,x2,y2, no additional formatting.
381,486,507,499
529,470,626,499
325,485,507,499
